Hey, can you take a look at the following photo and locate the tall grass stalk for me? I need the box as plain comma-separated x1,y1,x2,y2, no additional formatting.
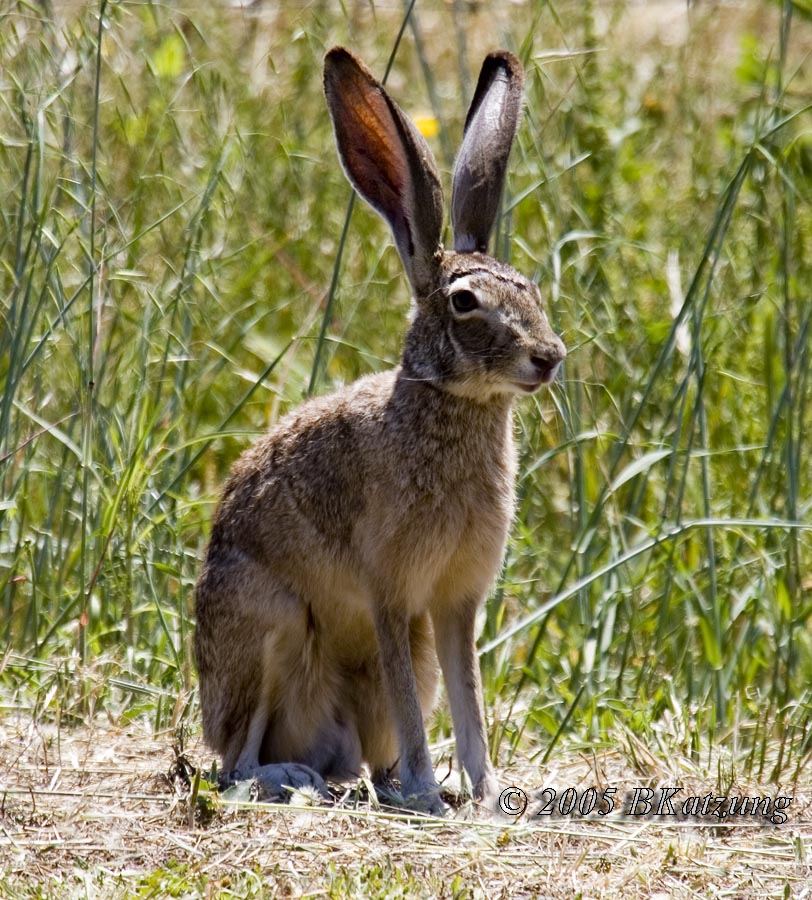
78,0,108,665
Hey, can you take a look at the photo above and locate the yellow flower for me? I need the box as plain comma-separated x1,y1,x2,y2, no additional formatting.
413,115,439,138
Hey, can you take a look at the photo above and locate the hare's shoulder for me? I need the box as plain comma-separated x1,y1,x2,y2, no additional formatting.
262,369,396,453
212,371,396,544
224,369,396,490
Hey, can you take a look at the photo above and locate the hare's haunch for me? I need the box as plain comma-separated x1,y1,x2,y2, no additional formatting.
194,47,566,815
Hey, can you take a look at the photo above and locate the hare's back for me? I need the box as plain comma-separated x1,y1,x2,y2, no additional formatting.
208,370,395,549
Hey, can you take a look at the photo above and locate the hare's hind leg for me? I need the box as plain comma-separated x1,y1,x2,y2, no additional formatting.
258,631,364,782
194,565,268,773
195,557,343,799
225,629,335,800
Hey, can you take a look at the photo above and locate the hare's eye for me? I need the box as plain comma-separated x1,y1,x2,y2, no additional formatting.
450,290,479,314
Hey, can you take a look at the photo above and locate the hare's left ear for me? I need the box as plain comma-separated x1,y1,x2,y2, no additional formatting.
451,52,525,254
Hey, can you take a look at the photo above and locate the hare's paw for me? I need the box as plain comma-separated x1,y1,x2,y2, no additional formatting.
409,787,449,817
253,762,331,801
222,762,331,803
473,772,499,807
398,783,449,817
373,775,448,817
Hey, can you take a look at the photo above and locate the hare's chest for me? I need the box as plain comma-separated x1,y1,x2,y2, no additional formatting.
398,497,509,618
447,465,514,561
405,464,517,610
355,402,518,609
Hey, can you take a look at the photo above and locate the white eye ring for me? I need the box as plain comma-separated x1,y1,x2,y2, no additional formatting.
450,289,479,314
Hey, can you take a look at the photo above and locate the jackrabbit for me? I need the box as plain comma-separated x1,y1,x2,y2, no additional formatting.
194,47,566,814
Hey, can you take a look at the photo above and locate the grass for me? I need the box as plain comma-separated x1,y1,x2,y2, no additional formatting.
1,714,810,899
2,0,812,896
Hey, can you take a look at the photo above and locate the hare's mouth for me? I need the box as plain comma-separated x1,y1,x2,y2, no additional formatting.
515,360,562,392
516,380,545,394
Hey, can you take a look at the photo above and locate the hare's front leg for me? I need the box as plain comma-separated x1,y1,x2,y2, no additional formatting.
431,601,498,804
374,603,447,815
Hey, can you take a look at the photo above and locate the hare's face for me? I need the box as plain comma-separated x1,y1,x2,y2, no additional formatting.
406,252,566,400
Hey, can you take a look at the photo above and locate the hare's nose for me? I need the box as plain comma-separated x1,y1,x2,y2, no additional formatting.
530,337,567,383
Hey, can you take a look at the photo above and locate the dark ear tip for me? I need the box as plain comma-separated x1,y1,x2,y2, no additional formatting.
324,46,380,94
325,46,351,64
324,46,355,80
483,50,525,85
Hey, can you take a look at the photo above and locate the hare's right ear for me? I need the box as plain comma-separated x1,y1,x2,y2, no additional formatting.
324,47,444,295
451,52,525,254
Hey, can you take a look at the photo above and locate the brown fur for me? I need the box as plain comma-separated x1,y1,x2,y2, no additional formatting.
194,48,566,814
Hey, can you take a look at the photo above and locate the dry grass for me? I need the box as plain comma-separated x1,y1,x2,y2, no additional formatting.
2,714,811,899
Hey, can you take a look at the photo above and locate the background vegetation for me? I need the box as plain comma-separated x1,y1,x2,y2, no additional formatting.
2,0,812,814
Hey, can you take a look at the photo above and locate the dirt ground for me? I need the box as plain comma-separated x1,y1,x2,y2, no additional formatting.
2,714,811,898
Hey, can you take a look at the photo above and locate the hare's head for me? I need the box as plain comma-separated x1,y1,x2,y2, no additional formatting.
324,48,566,400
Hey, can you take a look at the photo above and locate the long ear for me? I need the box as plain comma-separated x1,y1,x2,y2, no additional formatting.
324,47,444,295
451,52,525,254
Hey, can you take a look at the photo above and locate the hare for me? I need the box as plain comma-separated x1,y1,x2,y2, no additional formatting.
194,46,566,815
